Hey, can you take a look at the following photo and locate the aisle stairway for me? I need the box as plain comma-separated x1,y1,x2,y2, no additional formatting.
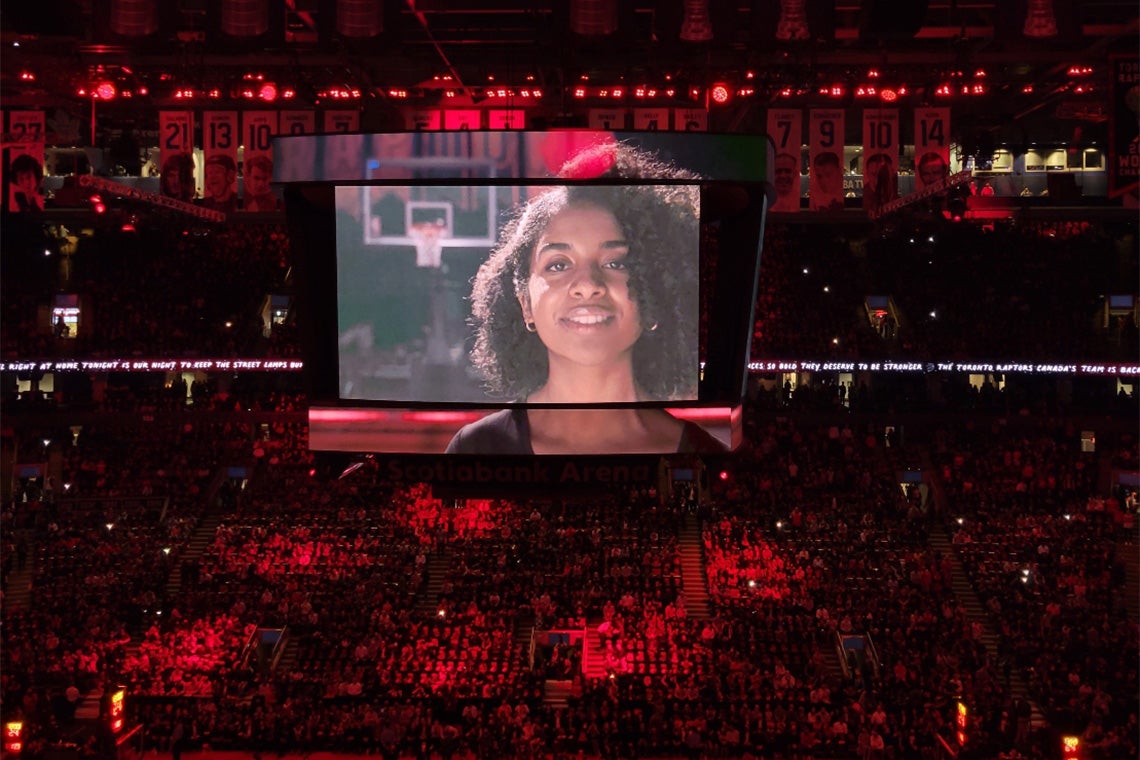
581,624,608,680
415,550,450,616
926,469,1047,729
1117,528,1139,626
677,514,710,620
2,531,35,615
164,513,224,600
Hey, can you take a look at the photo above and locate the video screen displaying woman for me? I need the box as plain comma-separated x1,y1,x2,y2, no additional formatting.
333,143,722,455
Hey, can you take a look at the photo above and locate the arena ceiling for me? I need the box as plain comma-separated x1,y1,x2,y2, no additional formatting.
1,1,1137,143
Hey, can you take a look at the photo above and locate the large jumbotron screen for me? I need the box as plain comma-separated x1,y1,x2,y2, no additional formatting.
280,131,772,455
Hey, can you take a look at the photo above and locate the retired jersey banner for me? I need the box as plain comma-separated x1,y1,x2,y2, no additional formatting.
862,108,898,214
443,109,481,130
243,112,277,162
767,108,802,212
5,110,45,213
809,109,845,211
914,107,951,191
405,109,442,130
1109,56,1140,198
673,108,708,132
242,112,281,212
488,109,526,130
633,108,669,131
280,110,316,136
588,109,627,130
159,110,195,202
202,111,238,213
323,110,359,133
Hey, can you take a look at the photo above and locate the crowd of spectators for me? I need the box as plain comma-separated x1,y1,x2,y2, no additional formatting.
4,392,1136,758
1,205,1137,759
936,421,1138,758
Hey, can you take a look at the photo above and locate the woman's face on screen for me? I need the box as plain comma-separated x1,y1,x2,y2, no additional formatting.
522,201,643,371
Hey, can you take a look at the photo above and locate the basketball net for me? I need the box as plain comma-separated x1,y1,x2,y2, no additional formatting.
411,221,444,269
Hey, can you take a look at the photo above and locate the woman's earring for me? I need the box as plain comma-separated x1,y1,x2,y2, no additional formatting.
525,321,537,333
647,321,659,332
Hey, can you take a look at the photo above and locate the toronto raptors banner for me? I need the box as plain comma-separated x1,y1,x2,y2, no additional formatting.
242,111,280,212
588,109,628,130
862,108,898,214
159,110,195,202
279,110,316,136
323,110,359,133
5,110,45,213
1109,56,1140,198
809,109,845,211
914,107,951,191
767,108,803,212
202,111,239,213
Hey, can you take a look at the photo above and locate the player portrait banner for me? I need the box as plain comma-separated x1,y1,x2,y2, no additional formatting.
279,110,316,136
633,108,669,131
914,107,951,191
202,111,239,212
443,109,481,130
588,109,628,130
242,111,281,212
159,110,195,203
809,109,845,212
1109,56,1140,198
5,110,45,213
767,108,803,212
323,110,360,133
405,109,442,130
862,108,898,214
488,109,526,130
673,108,708,132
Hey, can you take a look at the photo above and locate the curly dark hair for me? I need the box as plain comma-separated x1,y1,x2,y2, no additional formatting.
468,142,701,401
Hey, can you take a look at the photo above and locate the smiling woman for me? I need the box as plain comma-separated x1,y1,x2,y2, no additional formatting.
445,143,723,455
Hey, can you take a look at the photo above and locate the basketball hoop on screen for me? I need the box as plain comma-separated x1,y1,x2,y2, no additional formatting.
411,220,447,269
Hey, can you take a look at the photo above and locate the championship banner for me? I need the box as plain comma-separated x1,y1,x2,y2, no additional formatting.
588,109,627,130
1109,56,1140,198
809,109,845,211
323,110,359,133
488,109,526,130
914,107,951,191
405,109,442,130
633,108,668,131
242,111,280,212
767,108,803,212
202,111,238,213
5,110,45,213
673,108,708,132
862,108,898,214
159,110,195,202
279,110,316,136
443,109,481,130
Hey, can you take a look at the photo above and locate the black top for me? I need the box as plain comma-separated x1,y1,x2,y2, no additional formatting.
445,408,727,455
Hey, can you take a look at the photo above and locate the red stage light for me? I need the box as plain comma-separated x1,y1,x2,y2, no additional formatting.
710,83,730,104
719,470,729,481
258,83,278,101
573,87,586,98
880,88,898,102
95,81,116,100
